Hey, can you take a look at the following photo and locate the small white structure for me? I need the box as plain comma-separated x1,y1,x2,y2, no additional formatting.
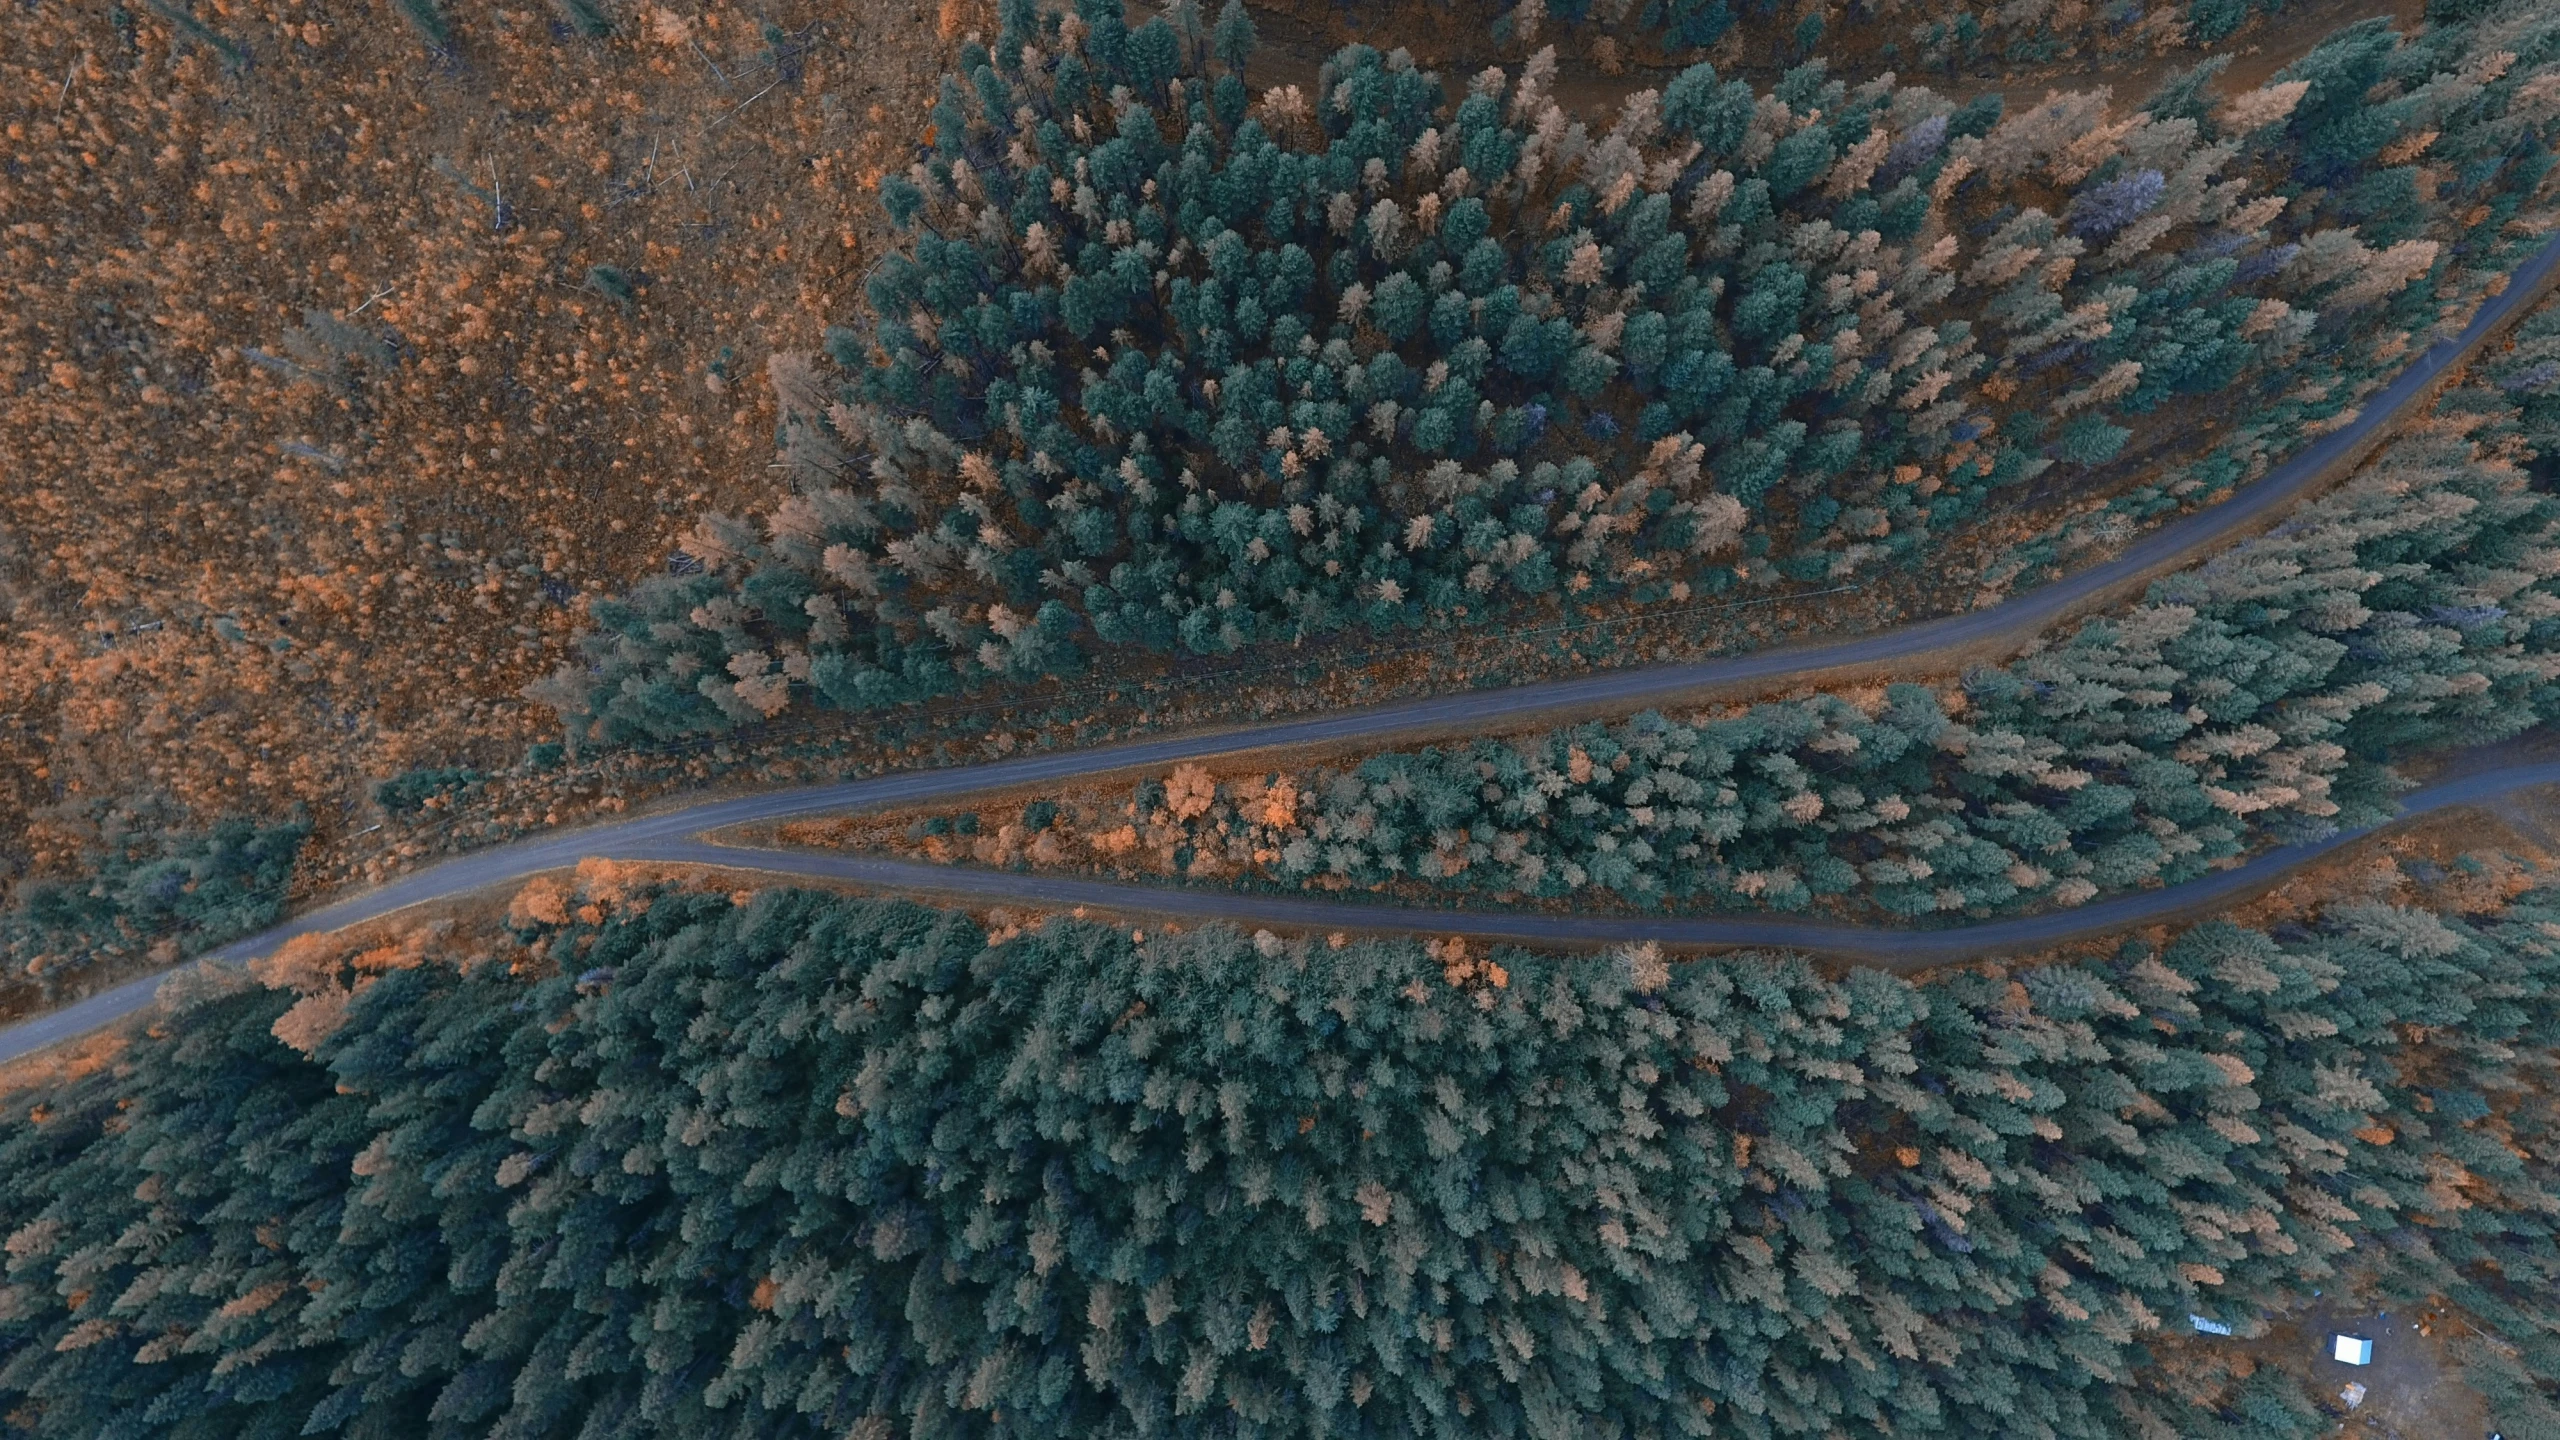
2339,1382,2368,1410
2332,1334,2374,1366
2189,1315,2233,1336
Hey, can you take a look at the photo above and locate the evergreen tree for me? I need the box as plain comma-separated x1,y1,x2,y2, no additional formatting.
1212,0,1255,74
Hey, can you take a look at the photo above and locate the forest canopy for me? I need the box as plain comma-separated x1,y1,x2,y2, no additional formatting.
539,0,2560,745
15,1,2560,1431
1,874,2557,1438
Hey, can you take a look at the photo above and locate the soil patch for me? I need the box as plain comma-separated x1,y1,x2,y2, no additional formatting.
1224,0,2422,116
0,0,979,887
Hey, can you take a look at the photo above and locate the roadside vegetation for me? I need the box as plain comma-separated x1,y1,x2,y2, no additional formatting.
0,818,307,988
782,288,2560,920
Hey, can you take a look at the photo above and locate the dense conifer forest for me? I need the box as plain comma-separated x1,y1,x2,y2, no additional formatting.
11,1,2560,1434
541,0,2560,743
2,875,2558,1437
796,294,2560,918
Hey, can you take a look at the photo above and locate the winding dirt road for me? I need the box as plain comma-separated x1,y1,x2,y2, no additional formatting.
3,231,2556,1066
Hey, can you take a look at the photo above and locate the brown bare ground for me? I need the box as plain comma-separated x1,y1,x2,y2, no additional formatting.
1230,0,2423,111
0,0,985,891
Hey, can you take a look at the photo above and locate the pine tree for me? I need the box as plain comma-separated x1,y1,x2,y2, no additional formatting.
1211,0,1255,75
